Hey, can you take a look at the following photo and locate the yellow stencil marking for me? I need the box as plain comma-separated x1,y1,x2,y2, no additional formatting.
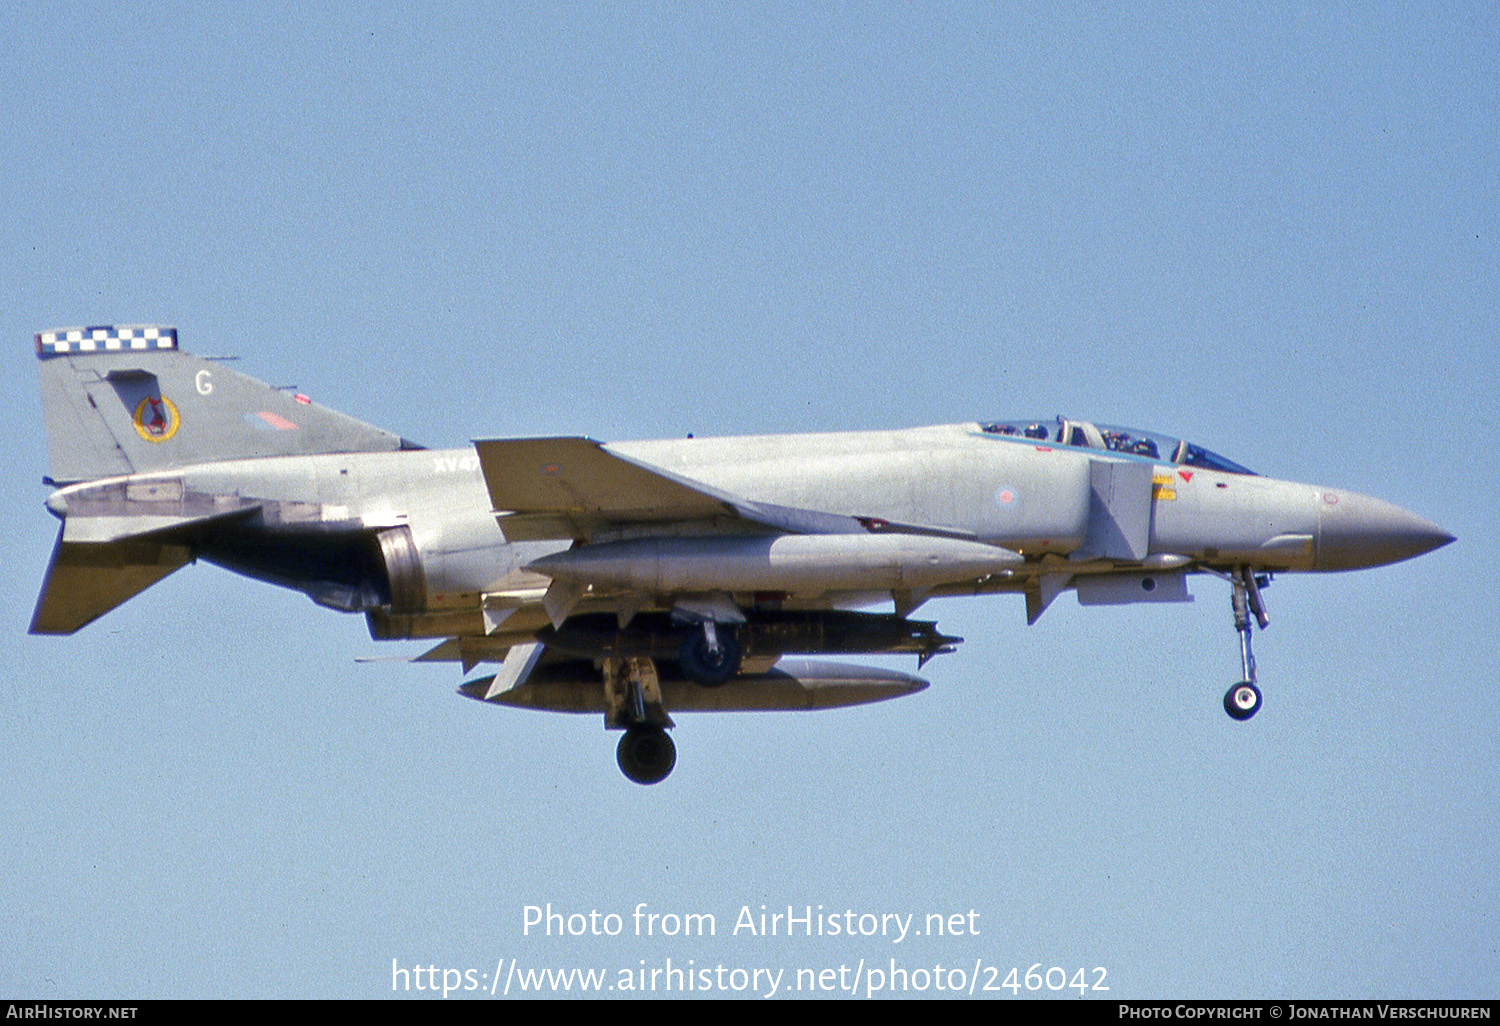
132,396,180,442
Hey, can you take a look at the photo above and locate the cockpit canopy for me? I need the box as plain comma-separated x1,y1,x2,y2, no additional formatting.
978,417,1256,475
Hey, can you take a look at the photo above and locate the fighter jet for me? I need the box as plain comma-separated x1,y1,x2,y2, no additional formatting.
29,326,1454,783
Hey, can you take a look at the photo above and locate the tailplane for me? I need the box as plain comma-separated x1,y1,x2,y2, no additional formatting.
36,325,417,485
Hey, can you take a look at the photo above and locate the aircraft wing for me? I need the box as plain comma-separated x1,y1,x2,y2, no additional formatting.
473,437,872,541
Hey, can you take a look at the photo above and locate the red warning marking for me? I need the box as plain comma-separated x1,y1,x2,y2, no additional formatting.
1178,470,1193,482
1034,446,1052,452
255,410,299,431
294,393,311,405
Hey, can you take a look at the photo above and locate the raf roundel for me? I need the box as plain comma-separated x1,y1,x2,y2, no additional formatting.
132,395,180,442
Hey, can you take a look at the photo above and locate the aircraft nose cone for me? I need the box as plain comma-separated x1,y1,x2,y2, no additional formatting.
1316,491,1454,570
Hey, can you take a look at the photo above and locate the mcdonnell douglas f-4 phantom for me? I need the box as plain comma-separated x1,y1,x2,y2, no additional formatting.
30,326,1454,783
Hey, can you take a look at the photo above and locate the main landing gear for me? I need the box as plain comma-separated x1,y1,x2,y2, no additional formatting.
608,622,744,783
605,620,747,783
677,620,742,686
1221,566,1269,722
617,725,676,785
602,656,677,784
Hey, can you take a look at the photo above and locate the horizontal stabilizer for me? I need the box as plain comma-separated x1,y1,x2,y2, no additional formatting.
30,529,191,635
61,503,259,545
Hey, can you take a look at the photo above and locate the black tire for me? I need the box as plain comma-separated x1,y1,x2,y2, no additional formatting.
1224,681,1262,721
616,727,676,785
678,630,742,687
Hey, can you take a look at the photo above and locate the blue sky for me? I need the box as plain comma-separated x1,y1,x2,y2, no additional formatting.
2,2,1495,999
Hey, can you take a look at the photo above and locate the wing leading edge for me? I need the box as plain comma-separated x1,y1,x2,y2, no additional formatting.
473,436,984,543
473,436,872,541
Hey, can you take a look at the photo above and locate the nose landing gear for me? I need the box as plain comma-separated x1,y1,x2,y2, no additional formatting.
1224,680,1262,721
1221,566,1270,721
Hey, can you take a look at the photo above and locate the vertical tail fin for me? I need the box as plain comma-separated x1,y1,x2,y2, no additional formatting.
36,325,417,485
